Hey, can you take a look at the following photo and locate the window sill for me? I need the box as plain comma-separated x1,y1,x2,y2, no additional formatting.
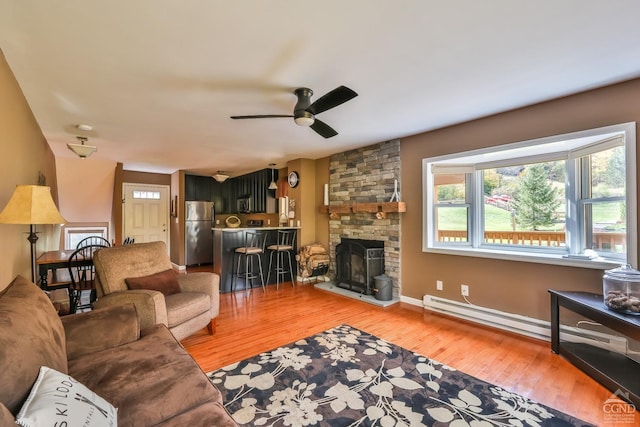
423,246,622,270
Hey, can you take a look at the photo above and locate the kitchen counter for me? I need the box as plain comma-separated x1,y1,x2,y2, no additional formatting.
212,226,301,231
212,227,299,292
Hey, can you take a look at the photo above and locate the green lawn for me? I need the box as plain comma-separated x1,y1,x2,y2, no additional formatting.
438,203,625,231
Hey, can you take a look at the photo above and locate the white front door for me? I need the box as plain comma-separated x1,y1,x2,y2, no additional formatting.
122,183,169,246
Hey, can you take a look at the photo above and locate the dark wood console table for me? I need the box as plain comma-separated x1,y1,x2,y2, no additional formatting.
549,290,640,406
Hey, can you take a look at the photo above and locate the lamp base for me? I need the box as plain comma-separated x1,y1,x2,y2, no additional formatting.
27,224,38,284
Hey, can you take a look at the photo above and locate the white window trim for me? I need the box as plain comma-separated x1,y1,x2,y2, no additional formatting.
63,225,109,250
422,122,637,269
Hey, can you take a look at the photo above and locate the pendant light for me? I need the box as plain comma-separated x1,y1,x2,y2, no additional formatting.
268,163,278,190
213,171,229,183
67,136,97,159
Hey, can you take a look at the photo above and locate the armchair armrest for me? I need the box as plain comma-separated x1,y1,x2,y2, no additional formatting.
62,303,140,360
92,289,168,330
178,272,220,316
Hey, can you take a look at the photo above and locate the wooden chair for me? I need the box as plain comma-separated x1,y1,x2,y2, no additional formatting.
67,244,105,313
76,236,111,249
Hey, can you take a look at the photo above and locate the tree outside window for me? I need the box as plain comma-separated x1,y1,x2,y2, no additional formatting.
511,164,562,231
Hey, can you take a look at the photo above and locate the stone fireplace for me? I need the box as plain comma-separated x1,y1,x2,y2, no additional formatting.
328,140,401,298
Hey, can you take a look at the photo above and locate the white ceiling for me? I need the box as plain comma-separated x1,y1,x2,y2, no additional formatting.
2,1,640,177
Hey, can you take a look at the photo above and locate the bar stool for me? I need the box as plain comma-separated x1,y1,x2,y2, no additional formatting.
232,231,267,292
266,229,297,289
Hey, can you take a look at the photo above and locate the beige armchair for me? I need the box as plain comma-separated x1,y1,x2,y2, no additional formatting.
92,241,219,341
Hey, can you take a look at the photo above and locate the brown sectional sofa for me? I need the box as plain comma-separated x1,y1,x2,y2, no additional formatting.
0,275,236,426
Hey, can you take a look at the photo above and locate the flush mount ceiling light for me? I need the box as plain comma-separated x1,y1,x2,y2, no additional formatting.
67,136,97,159
293,111,315,127
268,163,278,190
213,171,229,183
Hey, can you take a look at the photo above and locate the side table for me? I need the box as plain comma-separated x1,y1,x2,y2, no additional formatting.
549,289,640,406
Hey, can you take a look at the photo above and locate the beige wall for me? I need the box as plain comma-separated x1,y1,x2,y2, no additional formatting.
0,50,59,288
286,159,318,247
56,156,116,242
169,170,184,265
401,78,640,321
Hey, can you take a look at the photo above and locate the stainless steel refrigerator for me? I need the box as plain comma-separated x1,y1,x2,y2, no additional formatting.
185,201,214,265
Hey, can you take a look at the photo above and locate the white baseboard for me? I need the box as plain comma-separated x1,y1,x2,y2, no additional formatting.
422,294,628,354
172,263,187,272
400,295,423,307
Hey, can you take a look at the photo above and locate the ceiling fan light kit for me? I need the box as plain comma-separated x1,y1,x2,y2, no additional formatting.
67,136,97,159
294,112,314,127
231,85,357,138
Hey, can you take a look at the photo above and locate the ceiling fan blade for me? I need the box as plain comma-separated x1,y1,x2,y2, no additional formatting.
230,115,293,119
306,86,358,115
310,119,338,138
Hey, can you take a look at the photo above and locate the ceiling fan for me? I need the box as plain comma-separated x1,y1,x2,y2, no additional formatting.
230,85,358,138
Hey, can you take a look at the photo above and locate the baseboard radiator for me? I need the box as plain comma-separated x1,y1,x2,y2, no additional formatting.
423,294,628,354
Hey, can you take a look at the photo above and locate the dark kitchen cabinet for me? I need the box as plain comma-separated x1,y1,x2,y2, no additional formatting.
185,174,197,201
186,169,277,212
240,168,277,213
194,176,211,201
185,174,213,202
211,179,232,214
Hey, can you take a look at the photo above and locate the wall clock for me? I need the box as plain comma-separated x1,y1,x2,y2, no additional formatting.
288,171,300,188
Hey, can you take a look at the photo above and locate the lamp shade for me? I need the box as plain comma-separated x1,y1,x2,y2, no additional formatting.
0,185,66,225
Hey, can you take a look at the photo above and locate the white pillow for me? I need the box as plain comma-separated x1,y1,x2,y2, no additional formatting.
16,366,117,427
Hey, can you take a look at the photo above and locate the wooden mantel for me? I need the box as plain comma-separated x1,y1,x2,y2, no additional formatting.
319,201,406,219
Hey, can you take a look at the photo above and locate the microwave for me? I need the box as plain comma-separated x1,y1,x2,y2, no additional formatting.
236,196,252,213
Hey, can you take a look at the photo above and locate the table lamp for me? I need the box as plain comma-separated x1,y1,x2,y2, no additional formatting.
0,185,67,283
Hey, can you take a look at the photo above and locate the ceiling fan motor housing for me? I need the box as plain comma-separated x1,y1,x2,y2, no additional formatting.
293,88,314,125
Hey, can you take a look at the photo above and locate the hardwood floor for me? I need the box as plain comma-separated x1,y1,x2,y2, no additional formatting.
181,278,617,425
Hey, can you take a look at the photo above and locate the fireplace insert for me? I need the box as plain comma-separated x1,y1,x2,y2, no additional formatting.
335,238,384,295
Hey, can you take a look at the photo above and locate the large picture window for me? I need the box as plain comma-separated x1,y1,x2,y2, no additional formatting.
423,123,636,267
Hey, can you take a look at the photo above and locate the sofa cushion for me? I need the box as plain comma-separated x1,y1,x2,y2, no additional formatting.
0,276,67,416
15,366,117,427
157,400,237,427
125,269,181,296
67,325,225,427
62,303,141,360
165,292,210,328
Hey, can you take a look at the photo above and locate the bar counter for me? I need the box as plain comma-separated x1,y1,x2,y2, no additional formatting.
212,227,299,293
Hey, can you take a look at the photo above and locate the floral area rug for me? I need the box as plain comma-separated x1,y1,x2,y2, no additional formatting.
208,324,593,426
